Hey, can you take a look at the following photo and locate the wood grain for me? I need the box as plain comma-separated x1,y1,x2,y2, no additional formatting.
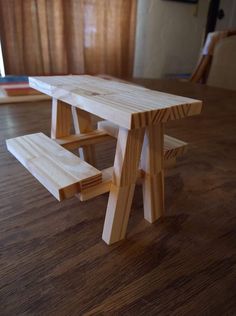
1,79,236,315
71,106,96,165
55,130,113,150
51,98,71,139
6,133,102,201
98,120,187,162
29,75,202,129
102,127,145,244
141,124,165,223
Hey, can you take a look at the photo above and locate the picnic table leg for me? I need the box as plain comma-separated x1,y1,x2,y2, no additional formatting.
102,127,145,245
141,124,165,223
71,106,96,165
51,98,71,138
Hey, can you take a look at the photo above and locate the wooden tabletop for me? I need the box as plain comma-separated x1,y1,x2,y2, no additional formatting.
1,79,236,315
29,75,202,129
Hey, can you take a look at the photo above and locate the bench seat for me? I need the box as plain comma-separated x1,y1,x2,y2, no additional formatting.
6,133,102,201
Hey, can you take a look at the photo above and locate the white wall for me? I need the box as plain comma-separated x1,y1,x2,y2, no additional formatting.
0,39,5,77
216,0,236,31
134,0,210,78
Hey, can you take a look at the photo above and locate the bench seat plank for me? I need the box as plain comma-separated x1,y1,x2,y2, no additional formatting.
6,133,102,201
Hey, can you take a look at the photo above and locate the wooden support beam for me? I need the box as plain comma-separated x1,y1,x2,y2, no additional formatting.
78,168,144,201
141,124,165,223
98,120,187,162
51,98,72,139
54,130,114,151
78,167,113,201
102,127,145,245
78,158,180,202
72,107,96,165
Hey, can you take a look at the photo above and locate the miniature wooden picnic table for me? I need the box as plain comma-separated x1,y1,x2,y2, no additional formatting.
26,75,202,244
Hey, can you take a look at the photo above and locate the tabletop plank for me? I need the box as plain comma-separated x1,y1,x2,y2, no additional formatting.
29,75,202,129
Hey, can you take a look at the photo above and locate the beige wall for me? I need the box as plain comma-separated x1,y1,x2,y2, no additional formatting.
216,0,236,31
134,0,210,78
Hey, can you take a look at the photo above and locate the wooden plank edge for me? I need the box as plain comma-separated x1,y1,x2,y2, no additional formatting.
55,130,114,150
78,156,180,201
6,136,102,202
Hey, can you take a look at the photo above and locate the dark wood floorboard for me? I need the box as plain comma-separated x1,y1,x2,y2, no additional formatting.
0,79,236,315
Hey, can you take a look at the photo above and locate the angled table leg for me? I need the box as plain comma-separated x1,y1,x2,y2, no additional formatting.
51,98,72,138
141,124,165,223
72,106,96,165
102,127,145,245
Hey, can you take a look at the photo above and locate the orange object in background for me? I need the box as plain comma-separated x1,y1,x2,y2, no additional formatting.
4,87,41,96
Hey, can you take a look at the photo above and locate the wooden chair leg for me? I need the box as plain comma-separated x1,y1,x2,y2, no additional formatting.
72,106,96,165
102,127,145,245
51,98,72,139
141,124,165,223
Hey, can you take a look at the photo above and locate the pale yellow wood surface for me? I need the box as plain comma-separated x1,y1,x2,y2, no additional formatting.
51,98,71,139
79,168,144,202
55,130,113,151
29,75,202,129
78,157,179,202
97,120,119,138
72,107,93,133
141,124,165,223
78,167,113,202
6,133,102,201
164,134,187,159
71,107,96,165
102,127,145,244
98,120,187,161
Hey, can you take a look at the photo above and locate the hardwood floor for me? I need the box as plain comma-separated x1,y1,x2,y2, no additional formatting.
1,79,236,315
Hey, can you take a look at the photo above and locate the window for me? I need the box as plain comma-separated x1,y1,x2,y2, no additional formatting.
0,39,5,77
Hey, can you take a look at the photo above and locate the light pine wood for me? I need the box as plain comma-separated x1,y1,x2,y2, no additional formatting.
26,75,200,245
97,120,119,138
102,127,145,244
78,155,181,201
78,157,182,202
29,75,202,129
141,124,165,223
98,120,187,162
51,98,71,139
2,79,236,315
72,107,96,165
164,134,187,160
6,133,102,201
72,107,93,134
79,168,144,201
55,130,113,151
78,167,113,202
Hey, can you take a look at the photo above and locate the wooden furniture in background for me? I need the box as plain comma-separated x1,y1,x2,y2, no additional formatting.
7,75,202,244
0,86,50,104
0,78,51,104
190,30,236,86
